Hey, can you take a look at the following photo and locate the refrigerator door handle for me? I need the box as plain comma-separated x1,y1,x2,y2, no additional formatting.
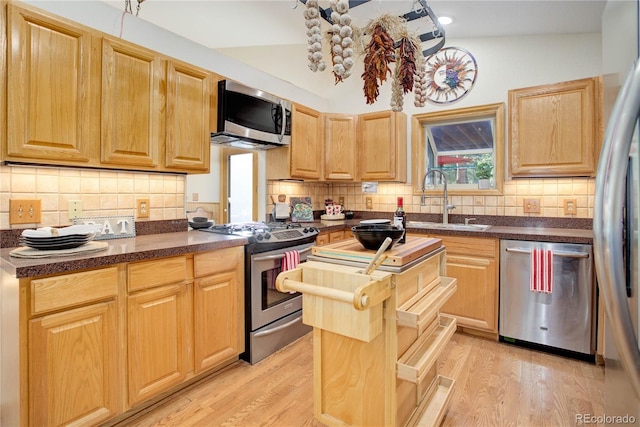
594,59,640,398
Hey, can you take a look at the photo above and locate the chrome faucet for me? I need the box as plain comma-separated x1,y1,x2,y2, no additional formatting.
421,169,456,224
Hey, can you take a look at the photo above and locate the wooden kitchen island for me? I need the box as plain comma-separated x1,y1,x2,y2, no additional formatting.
276,236,457,427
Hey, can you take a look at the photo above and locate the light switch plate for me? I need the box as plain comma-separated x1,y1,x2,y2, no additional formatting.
9,199,42,224
523,198,540,213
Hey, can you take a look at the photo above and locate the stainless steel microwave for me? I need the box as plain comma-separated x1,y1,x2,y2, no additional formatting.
210,80,292,150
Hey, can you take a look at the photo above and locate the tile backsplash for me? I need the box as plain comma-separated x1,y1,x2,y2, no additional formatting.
0,164,185,230
0,163,594,232
268,178,595,219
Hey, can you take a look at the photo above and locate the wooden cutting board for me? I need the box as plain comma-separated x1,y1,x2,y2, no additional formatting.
312,235,442,267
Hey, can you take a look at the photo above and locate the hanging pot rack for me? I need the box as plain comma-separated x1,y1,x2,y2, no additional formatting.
298,0,445,57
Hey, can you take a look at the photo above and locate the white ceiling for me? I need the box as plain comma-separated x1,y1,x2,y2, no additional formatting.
100,0,607,50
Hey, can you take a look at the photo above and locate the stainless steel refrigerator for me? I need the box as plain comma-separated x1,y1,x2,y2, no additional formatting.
594,0,640,423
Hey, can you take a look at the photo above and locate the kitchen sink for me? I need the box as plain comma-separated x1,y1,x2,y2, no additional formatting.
407,221,492,231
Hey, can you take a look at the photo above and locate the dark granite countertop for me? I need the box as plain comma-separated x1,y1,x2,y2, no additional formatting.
1,230,248,278
1,213,593,279
310,213,593,245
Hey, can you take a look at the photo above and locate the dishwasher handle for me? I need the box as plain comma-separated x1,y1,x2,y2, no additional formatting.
504,247,590,259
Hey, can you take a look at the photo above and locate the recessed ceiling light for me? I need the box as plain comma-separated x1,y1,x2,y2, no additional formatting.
438,16,454,25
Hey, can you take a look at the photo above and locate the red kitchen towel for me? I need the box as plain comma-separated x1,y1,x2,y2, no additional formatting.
282,250,300,272
530,249,554,293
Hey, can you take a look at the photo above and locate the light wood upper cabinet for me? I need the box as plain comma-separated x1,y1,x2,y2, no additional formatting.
509,77,600,177
5,3,99,163
101,37,163,168
290,103,324,180
324,114,357,181
164,60,212,171
357,110,407,182
3,3,212,173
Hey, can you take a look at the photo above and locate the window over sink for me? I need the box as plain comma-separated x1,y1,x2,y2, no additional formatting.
412,103,505,195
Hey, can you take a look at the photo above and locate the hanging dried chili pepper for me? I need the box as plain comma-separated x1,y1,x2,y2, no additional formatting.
361,24,395,104
396,37,417,94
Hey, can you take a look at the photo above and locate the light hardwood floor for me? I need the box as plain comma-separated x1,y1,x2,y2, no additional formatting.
118,332,604,427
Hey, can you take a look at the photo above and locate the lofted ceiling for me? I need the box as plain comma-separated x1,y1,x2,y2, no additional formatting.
99,0,607,50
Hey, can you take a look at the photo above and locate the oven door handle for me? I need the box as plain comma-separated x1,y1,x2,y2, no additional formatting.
252,247,313,262
253,315,303,338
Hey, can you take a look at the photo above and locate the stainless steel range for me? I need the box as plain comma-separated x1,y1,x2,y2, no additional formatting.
200,222,317,364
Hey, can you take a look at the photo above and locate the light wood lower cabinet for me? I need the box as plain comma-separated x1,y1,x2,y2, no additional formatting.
21,246,244,426
434,235,499,336
27,267,121,427
127,283,189,406
316,228,353,246
193,247,244,372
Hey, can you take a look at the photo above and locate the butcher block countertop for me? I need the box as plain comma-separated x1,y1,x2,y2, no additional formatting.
1,231,247,278
311,235,443,267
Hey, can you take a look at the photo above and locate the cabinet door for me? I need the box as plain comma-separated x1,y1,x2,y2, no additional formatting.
29,302,120,426
325,114,357,180
509,77,599,177
164,60,211,171
290,103,324,180
357,111,407,182
194,267,244,372
6,4,99,164
101,37,163,168
441,254,497,333
127,284,188,406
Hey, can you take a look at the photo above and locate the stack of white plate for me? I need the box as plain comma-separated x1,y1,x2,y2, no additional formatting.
19,233,96,250
20,224,102,250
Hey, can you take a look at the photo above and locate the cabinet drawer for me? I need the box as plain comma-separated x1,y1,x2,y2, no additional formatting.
397,277,457,335
30,267,118,315
436,235,497,257
194,247,242,278
396,254,441,307
128,256,187,292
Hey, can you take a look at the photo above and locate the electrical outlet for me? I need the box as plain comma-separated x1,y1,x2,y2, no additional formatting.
338,196,345,206
365,197,373,209
137,198,150,219
523,198,540,214
9,199,42,224
563,198,577,215
192,192,199,202
68,200,83,220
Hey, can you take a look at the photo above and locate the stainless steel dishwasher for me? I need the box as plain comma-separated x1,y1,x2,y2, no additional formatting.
499,240,596,356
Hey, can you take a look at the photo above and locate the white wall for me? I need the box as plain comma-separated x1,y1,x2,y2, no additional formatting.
21,0,330,112
21,0,603,212
184,145,220,203
219,33,603,114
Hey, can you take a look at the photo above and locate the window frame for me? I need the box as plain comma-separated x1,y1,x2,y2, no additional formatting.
411,102,505,196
